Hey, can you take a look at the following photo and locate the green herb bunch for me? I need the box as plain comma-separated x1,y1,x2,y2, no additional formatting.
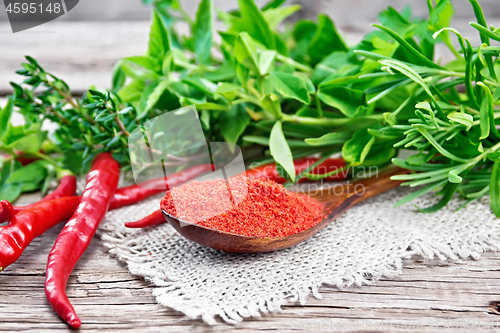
1,0,500,215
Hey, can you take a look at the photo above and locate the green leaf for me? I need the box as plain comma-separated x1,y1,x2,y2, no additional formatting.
5,131,46,154
192,102,228,110
479,84,491,140
182,76,217,95
193,0,213,64
493,86,500,102
118,79,146,103
261,0,286,11
111,62,126,92
305,132,350,146
478,83,500,140
263,5,301,30
0,98,13,142
317,86,366,118
269,121,295,181
200,109,210,129
342,128,376,166
219,104,250,143
260,93,282,118
258,50,277,75
468,0,498,80
0,182,22,202
417,182,460,213
144,79,171,114
373,24,444,69
308,14,347,65
7,160,48,184
234,32,260,73
447,112,473,130
491,161,500,217
244,136,314,148
379,59,445,118
123,56,158,71
215,82,242,101
394,179,447,208
148,9,171,59
232,0,276,50
471,23,500,42
270,72,310,104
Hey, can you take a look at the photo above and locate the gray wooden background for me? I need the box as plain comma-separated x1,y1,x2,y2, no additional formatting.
1,0,499,94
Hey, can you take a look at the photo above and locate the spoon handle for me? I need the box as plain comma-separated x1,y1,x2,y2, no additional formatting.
312,166,411,215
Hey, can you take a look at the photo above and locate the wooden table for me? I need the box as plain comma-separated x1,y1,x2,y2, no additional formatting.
2,211,500,332
2,20,500,332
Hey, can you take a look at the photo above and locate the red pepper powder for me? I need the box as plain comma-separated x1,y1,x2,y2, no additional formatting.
160,176,326,238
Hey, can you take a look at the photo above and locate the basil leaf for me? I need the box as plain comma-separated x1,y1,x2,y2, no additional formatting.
260,93,282,118
118,79,146,103
234,32,260,74
193,0,213,64
144,79,171,115
263,5,300,30
138,82,159,117
269,121,295,181
258,50,276,75
0,98,13,142
7,160,48,184
308,14,348,65
219,104,250,143
122,56,158,71
305,132,350,146
5,131,46,154
233,0,276,50
182,77,217,95
270,72,310,104
317,86,366,118
148,9,171,59
342,128,375,166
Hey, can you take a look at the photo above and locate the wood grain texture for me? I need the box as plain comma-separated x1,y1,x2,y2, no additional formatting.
2,17,499,95
2,17,500,332
1,221,500,332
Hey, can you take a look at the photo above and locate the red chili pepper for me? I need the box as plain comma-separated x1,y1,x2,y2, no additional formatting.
45,153,120,329
0,197,80,272
246,157,347,183
0,200,15,223
109,163,213,210
0,165,212,224
125,210,164,228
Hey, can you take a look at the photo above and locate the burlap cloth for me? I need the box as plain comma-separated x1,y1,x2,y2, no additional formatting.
97,186,500,325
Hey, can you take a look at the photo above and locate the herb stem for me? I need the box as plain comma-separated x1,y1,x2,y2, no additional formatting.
281,114,384,127
315,92,324,118
276,54,313,73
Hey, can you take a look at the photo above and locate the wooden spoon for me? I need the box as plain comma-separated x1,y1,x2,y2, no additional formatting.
161,166,410,253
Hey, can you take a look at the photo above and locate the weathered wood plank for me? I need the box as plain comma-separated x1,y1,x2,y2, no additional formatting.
1,216,500,332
